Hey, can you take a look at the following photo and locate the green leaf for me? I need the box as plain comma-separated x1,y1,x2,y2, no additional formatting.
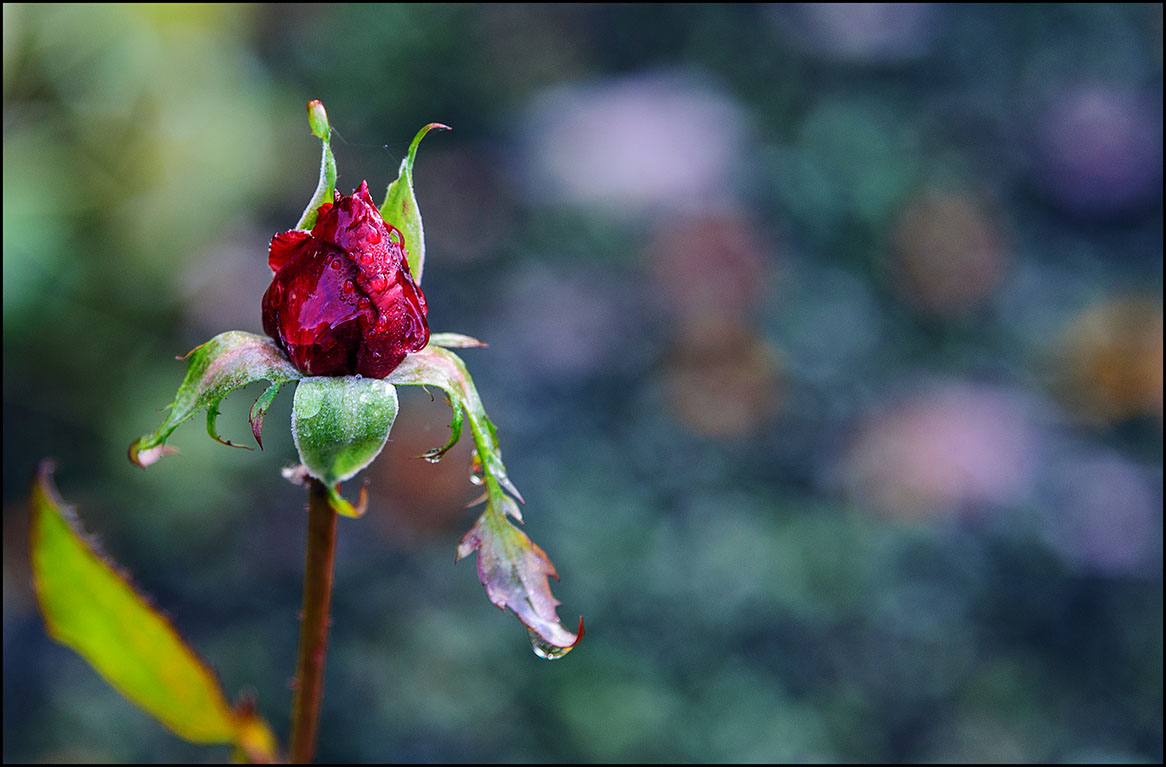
387,346,583,658
295,99,338,232
30,461,279,762
291,376,399,497
129,331,302,468
380,122,449,285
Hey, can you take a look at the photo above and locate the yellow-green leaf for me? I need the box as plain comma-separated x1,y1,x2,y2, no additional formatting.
30,461,278,760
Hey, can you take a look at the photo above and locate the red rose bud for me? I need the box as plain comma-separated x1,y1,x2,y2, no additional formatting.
262,181,429,378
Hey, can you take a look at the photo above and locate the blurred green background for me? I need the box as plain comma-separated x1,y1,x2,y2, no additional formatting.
3,3,1162,762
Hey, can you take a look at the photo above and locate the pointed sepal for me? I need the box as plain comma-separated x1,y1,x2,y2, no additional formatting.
129,331,302,468
380,123,449,285
428,332,488,349
295,99,338,232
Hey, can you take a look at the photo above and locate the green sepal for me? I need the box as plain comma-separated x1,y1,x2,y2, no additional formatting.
248,382,283,450
295,99,337,232
327,482,369,519
428,332,487,349
380,122,449,285
129,331,302,468
387,346,582,658
291,376,399,489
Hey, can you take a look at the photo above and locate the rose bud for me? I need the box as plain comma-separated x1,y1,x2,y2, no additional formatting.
262,181,429,378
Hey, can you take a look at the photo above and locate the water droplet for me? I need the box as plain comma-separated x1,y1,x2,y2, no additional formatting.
330,259,342,270
360,252,373,265
469,451,485,485
369,274,388,292
343,280,355,294
424,454,443,464
527,628,569,660
368,229,382,244
358,297,371,308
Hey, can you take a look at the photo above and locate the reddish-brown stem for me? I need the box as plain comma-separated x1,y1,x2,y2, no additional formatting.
290,479,338,764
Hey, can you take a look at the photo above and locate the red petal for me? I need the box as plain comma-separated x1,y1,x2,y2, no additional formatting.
268,230,312,272
263,184,429,378
355,180,375,206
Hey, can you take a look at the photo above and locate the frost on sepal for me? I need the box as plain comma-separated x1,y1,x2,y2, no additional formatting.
291,376,398,505
386,345,582,658
129,331,302,468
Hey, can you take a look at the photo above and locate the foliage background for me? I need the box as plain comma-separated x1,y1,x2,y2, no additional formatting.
3,3,1162,762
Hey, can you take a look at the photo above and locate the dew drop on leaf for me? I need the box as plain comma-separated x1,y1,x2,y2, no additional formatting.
469,450,485,485
528,628,570,660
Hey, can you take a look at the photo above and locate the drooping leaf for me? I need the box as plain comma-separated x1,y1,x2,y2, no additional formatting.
380,123,450,285
129,331,302,468
295,99,337,232
387,346,582,658
457,482,585,659
29,461,279,762
291,376,398,517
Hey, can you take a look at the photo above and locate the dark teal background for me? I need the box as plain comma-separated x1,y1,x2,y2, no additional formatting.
4,4,1162,762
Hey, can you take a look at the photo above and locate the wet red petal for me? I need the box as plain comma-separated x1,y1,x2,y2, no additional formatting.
269,230,312,272
262,182,429,378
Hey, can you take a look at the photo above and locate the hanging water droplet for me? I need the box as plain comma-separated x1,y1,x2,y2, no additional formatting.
423,453,443,464
527,628,569,660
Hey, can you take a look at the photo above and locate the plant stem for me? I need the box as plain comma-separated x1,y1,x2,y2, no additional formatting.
290,479,338,764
